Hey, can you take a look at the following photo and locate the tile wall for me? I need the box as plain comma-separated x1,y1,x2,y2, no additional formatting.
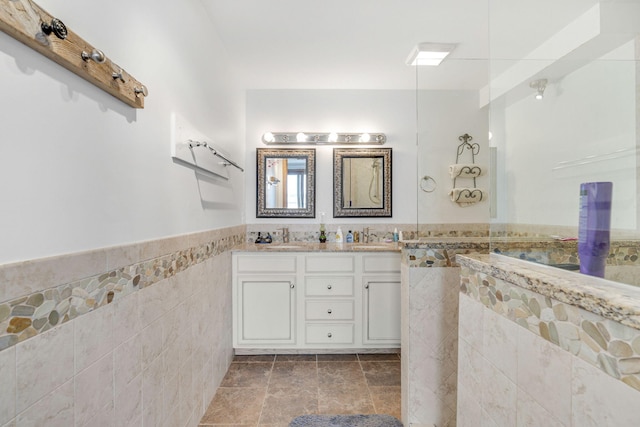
0,226,243,427
457,264,640,426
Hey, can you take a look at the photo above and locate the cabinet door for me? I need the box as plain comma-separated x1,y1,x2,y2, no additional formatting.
363,278,401,344
237,277,296,344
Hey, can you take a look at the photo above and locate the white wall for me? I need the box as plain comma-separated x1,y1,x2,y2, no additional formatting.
245,90,417,226
494,40,637,229
417,90,491,224
0,0,245,264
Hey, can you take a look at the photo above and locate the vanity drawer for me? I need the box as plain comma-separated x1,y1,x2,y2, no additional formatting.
236,255,297,273
305,255,355,273
305,276,354,296
305,323,354,344
362,254,401,273
305,300,354,320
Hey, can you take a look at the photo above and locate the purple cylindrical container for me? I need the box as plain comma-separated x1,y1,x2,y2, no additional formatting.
578,182,613,278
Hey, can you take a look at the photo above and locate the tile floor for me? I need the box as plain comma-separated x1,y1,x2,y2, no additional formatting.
199,353,401,427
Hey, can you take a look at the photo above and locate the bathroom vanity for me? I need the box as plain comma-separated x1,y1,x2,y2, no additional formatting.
231,243,401,353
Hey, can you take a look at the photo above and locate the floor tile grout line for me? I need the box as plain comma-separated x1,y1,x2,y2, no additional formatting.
255,357,275,426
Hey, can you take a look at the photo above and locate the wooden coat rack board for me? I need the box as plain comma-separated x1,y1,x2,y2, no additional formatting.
0,0,148,108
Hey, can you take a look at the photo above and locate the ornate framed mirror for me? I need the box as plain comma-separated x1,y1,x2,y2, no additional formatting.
257,148,316,218
333,148,392,217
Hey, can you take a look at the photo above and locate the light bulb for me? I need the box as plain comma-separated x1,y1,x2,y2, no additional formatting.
328,132,338,143
360,133,371,143
263,132,275,142
296,132,306,142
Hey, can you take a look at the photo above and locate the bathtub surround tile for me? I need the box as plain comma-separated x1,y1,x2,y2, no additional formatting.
15,322,74,414
15,380,74,427
112,292,140,347
114,374,142,427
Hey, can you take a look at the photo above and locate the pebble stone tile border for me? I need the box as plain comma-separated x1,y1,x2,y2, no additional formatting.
0,232,245,352
404,240,490,268
460,264,640,393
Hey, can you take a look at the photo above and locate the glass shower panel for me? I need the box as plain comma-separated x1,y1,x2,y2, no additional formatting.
488,0,640,285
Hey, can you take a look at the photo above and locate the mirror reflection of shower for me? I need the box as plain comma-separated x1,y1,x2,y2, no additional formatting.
369,158,381,204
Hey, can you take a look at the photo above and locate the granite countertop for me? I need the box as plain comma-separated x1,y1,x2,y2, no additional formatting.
233,241,402,253
457,253,640,330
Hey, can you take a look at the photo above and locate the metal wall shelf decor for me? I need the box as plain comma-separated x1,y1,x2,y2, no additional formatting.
0,0,148,108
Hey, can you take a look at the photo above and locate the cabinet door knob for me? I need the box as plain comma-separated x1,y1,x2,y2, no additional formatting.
290,283,295,289
327,332,332,338
327,284,332,289
365,284,369,289
327,309,332,314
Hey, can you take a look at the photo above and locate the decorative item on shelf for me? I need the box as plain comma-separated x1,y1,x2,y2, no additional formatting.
449,133,486,207
0,0,148,108
262,132,386,145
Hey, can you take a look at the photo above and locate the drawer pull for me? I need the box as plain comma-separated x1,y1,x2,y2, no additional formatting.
327,284,332,289
327,332,332,338
327,309,332,314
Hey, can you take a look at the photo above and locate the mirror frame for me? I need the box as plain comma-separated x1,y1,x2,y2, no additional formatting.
333,147,392,217
256,148,316,218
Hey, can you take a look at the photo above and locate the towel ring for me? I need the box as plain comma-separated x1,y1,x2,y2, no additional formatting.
420,175,437,193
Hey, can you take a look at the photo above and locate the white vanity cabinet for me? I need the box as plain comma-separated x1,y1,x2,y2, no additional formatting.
232,250,401,352
233,254,297,346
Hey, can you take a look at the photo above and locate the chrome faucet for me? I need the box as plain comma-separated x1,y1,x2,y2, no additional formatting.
362,227,369,243
281,227,290,243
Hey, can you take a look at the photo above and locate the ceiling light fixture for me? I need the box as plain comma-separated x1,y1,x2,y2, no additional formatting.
261,132,386,145
406,42,456,66
530,78,548,100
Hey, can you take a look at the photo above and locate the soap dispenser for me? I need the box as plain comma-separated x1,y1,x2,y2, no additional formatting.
335,227,343,243
346,230,354,243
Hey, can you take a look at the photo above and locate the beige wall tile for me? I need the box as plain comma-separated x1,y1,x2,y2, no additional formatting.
114,375,142,427
0,347,16,425
572,357,640,426
113,292,140,347
114,335,142,393
483,308,518,381
74,304,114,374
516,388,566,427
16,323,74,413
15,380,73,427
74,353,113,427
517,327,572,426
481,360,516,426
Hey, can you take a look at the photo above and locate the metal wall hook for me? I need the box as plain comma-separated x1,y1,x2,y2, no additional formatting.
112,69,126,83
134,85,148,97
81,48,105,63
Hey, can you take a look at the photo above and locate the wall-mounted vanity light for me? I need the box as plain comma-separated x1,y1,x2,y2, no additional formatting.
530,79,547,100
262,132,386,145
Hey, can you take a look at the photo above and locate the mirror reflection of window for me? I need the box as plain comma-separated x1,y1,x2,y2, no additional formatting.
265,157,307,209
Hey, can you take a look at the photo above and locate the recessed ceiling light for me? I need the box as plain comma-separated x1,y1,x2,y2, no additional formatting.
406,43,456,66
